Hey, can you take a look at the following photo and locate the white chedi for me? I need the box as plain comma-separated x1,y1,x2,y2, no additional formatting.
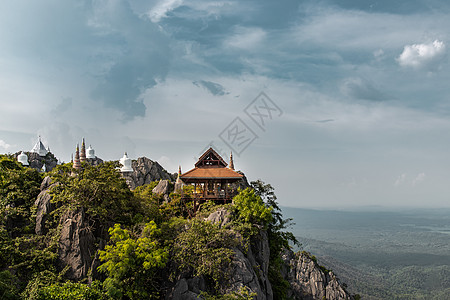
17,151,29,166
31,136,48,157
119,152,133,172
86,145,96,159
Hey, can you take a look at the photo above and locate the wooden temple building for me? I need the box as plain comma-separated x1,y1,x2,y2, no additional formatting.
179,147,243,206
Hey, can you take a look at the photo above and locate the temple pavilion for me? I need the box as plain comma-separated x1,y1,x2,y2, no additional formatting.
180,147,243,206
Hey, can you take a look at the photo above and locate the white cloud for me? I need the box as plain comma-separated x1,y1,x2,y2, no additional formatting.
148,0,183,23
397,40,446,68
225,26,266,50
0,140,12,150
412,172,426,186
293,8,445,51
395,173,407,186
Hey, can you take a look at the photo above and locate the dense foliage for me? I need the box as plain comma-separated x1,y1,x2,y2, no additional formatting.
0,156,299,299
250,180,299,299
98,222,169,299
0,155,42,237
49,162,139,224
173,219,239,287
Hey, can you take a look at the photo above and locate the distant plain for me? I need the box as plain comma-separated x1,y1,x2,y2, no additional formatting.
282,207,450,299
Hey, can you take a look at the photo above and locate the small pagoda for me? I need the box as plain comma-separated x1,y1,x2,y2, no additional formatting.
180,147,243,206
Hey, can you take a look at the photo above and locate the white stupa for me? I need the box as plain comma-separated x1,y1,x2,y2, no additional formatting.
31,136,48,157
17,151,29,166
119,152,133,173
86,145,96,159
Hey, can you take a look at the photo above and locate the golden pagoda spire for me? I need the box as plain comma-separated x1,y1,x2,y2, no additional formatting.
176,165,182,184
229,152,234,170
73,144,81,170
80,138,87,162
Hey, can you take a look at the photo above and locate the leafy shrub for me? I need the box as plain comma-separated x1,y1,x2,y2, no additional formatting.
34,281,106,300
0,155,42,237
98,221,169,299
49,162,138,224
173,219,239,289
233,188,272,226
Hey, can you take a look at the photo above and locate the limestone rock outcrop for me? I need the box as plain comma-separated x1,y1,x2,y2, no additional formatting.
35,176,57,235
205,207,232,228
282,251,353,300
86,157,104,166
15,151,58,172
168,209,273,300
122,157,174,190
167,207,353,300
152,179,172,202
57,208,98,281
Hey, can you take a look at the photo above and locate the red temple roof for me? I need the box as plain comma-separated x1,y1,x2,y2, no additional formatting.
180,167,243,179
180,147,243,180
194,147,228,168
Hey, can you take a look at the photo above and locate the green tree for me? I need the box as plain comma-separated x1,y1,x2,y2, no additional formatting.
173,219,239,290
34,281,107,300
233,188,273,226
251,179,299,299
49,162,138,224
98,221,169,299
0,155,42,237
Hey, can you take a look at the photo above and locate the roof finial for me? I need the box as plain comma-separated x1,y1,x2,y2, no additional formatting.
229,151,234,170
178,165,182,175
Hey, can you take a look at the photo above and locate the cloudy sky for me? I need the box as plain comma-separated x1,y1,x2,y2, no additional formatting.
1,0,450,208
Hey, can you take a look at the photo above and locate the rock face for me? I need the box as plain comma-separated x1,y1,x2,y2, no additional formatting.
205,208,232,228
86,157,104,166
167,208,353,300
152,179,172,202
169,209,273,300
35,176,57,235
15,151,58,172
282,251,353,300
122,157,174,190
37,176,108,282
57,207,98,281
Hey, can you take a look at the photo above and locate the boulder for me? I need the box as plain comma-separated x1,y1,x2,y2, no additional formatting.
57,208,97,281
205,207,232,228
152,180,172,202
40,176,53,191
167,279,201,300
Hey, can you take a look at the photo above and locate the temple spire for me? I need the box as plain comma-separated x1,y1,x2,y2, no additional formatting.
176,165,182,184
229,152,234,170
73,144,81,170
80,138,86,162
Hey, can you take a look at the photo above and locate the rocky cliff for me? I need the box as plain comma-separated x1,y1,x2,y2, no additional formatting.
31,171,354,299
167,208,353,300
122,157,175,189
282,251,353,300
14,151,58,172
